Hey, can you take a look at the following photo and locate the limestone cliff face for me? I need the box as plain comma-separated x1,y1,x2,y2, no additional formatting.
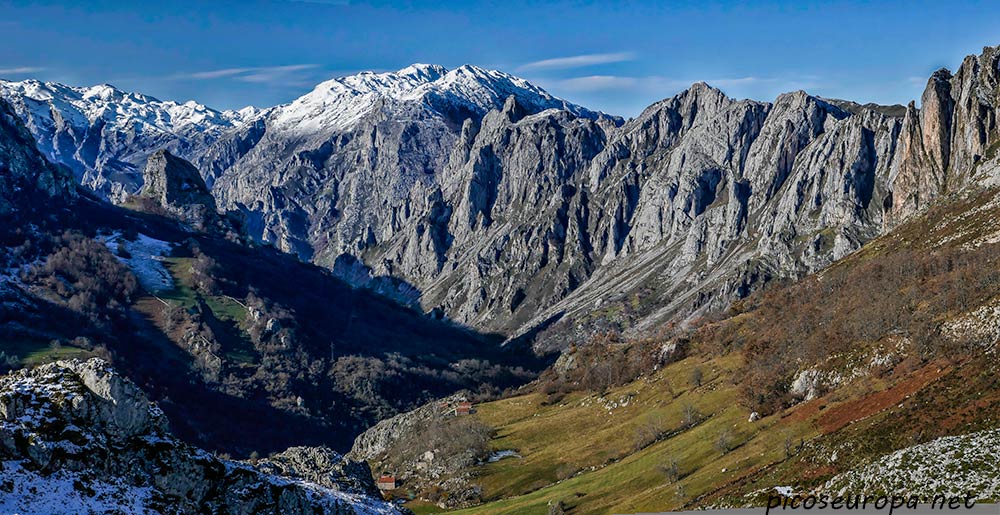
6,49,1000,347
921,69,954,177
889,46,1000,222
420,98,610,328
516,87,904,349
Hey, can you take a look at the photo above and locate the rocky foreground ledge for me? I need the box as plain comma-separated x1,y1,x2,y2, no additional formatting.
0,358,404,515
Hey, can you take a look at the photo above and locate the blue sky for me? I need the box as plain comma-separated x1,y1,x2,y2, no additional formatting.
1,0,999,116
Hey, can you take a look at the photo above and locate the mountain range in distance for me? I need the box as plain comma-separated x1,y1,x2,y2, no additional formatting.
4,47,999,353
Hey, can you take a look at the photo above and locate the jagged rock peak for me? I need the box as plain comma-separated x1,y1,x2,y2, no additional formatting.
642,81,733,120
141,149,216,210
929,67,954,82
500,94,530,122
686,80,728,99
138,149,231,234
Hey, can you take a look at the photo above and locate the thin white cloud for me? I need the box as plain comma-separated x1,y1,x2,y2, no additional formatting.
170,64,321,83
178,68,254,80
238,65,322,83
710,77,765,88
0,67,44,75
556,75,640,92
518,52,636,72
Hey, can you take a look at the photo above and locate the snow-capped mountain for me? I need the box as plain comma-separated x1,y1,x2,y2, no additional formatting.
0,64,600,201
0,79,257,200
270,63,600,134
202,63,615,269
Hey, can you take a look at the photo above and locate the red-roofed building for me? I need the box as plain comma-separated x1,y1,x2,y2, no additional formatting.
456,401,473,415
377,475,396,491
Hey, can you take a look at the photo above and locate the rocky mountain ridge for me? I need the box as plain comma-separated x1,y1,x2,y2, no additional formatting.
0,78,256,200
4,48,1000,350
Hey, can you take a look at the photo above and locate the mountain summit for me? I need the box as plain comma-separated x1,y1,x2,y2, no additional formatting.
271,63,603,134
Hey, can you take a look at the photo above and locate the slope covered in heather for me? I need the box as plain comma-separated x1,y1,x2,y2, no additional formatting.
351,184,1000,514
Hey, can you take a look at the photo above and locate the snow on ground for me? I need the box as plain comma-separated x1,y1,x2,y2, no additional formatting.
298,480,404,515
820,428,1000,500
271,63,597,135
0,459,402,515
773,486,797,497
0,360,402,515
0,461,158,515
103,233,174,293
223,460,402,515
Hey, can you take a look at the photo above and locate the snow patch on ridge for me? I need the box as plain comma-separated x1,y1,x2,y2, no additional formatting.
0,461,158,515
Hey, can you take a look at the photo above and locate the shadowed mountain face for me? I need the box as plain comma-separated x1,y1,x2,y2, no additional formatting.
3,48,1000,352
0,98,542,456
0,98,76,215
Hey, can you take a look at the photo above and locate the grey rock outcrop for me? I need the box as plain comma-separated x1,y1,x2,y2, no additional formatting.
346,393,485,509
0,358,402,515
347,392,469,464
141,149,216,209
257,446,380,497
138,149,227,232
